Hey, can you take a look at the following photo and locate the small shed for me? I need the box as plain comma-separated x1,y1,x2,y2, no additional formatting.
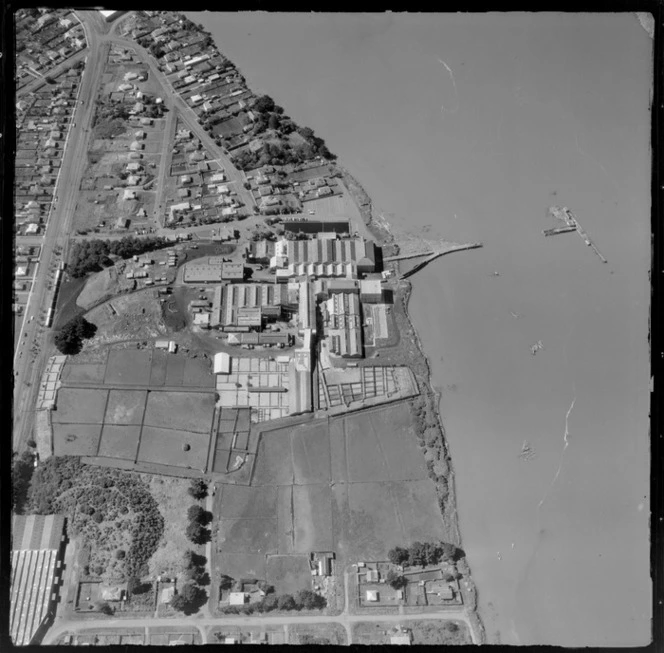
366,590,379,602
160,586,175,604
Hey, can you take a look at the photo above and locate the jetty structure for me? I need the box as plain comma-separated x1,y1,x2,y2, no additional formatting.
544,206,607,263
385,240,484,279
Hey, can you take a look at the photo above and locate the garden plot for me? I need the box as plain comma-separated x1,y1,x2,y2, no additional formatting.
103,349,153,385
104,389,147,425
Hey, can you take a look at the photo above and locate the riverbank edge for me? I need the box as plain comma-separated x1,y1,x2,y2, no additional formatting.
341,165,487,644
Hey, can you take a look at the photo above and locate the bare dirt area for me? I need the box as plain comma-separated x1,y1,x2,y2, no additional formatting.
76,266,122,310
84,289,167,346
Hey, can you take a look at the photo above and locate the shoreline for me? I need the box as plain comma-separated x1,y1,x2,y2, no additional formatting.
343,165,487,644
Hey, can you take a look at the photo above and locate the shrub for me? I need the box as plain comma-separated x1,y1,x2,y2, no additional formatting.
187,504,212,526
277,594,297,611
295,589,325,610
115,549,126,560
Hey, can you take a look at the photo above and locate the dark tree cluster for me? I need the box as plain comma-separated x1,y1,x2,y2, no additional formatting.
187,479,208,500
68,236,169,278
387,541,462,568
185,504,212,545
53,315,97,355
170,581,207,614
11,450,35,514
26,456,164,580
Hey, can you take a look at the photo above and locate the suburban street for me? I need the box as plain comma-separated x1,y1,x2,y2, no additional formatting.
43,603,477,645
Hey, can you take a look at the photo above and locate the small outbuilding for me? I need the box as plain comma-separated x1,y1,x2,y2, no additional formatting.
213,352,231,375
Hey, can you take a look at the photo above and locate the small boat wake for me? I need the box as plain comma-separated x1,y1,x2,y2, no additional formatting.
536,396,577,515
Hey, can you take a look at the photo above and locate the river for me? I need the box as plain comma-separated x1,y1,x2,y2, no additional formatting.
188,12,652,646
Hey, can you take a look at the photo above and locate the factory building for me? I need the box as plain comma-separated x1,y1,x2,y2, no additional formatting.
323,291,363,358
284,237,377,274
215,283,286,331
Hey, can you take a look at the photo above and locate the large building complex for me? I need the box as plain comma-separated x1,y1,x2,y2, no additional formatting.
212,282,287,330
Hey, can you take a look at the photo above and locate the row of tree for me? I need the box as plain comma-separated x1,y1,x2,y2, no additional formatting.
185,503,212,545
221,588,326,615
53,315,97,355
68,236,169,278
387,541,463,568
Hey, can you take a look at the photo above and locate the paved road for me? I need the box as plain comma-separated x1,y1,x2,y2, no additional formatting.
43,607,476,645
13,25,110,454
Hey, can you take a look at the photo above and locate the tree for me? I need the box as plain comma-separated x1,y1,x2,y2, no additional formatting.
54,316,97,355
388,546,410,566
440,542,458,563
170,582,206,614
259,594,279,612
187,504,212,526
268,114,280,130
409,541,427,567
115,549,126,560
188,478,208,500
185,521,210,545
253,95,275,113
183,550,207,569
219,574,234,590
295,589,325,610
26,439,37,448
386,570,408,589
277,594,297,611
11,450,35,513
95,601,113,615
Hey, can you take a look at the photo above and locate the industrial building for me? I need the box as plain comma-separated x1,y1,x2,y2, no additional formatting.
322,291,363,358
284,237,377,273
11,515,67,646
215,283,287,330
183,257,244,284
282,219,350,235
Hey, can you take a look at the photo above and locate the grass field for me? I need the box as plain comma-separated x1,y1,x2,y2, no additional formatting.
53,424,102,456
138,425,210,470
214,403,444,583
143,391,215,433
218,517,278,555
265,555,312,595
104,349,152,385
76,267,121,310
215,552,267,582
409,619,471,645
52,388,109,424
293,484,333,553
288,623,348,645
98,424,141,460
60,362,108,384
216,485,277,519
104,389,147,424
333,479,446,561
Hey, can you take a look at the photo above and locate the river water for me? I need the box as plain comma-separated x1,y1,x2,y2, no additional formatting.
189,12,652,646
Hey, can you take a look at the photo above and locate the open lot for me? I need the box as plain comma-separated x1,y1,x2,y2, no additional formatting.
53,424,102,456
104,349,152,385
288,623,347,645
213,402,443,582
265,555,312,595
98,424,141,460
218,517,278,555
52,387,108,424
138,425,209,470
60,362,107,384
143,391,215,433
333,479,446,562
216,485,277,519
104,389,147,424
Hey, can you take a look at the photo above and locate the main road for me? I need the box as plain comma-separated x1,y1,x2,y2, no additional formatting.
12,20,111,454
42,607,478,645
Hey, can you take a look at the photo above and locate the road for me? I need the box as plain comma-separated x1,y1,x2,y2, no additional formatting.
12,23,111,454
43,606,477,645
